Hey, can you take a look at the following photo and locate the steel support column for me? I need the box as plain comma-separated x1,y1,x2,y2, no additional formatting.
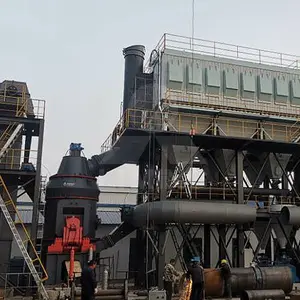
236,151,244,267
218,224,226,261
157,143,168,289
293,164,300,203
135,161,147,288
204,224,211,267
30,119,44,248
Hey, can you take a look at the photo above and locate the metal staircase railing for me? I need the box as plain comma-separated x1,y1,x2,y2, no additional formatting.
34,176,47,273
0,175,48,299
0,123,23,160
290,120,300,142
35,202,45,257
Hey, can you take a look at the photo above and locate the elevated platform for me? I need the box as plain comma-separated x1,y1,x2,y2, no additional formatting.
148,34,300,119
99,127,300,174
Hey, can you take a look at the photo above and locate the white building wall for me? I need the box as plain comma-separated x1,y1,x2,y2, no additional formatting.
98,186,137,206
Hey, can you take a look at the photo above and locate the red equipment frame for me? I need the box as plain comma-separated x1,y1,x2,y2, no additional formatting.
48,216,95,281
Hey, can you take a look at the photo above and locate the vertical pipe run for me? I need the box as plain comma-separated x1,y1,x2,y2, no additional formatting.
103,266,109,290
89,246,93,261
69,248,75,282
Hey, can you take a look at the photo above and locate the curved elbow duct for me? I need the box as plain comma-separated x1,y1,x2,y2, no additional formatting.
130,200,256,227
88,148,124,176
280,205,300,225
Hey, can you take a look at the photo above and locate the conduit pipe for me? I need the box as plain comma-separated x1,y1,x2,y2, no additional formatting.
280,206,300,225
129,200,256,227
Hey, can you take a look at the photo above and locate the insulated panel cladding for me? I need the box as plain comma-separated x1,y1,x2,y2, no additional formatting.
160,48,300,115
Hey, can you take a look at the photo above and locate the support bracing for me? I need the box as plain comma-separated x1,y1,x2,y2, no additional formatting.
204,224,211,268
157,143,168,289
236,151,245,267
122,114,300,287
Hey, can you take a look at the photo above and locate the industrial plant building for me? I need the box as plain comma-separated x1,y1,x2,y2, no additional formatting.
1,33,300,299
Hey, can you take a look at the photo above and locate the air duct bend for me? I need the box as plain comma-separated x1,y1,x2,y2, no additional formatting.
130,201,256,227
280,205,300,225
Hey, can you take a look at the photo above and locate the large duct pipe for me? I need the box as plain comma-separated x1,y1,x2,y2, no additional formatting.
280,206,300,225
122,45,145,114
203,267,292,297
241,290,285,300
231,267,293,295
203,269,223,297
129,200,256,227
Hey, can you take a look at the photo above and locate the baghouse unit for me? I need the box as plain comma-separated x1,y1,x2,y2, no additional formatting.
40,34,300,290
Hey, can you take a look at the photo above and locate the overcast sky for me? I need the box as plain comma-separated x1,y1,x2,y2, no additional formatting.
0,0,299,187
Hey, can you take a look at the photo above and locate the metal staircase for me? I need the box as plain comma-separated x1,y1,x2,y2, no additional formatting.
0,175,48,299
0,123,23,160
35,201,45,257
34,176,47,273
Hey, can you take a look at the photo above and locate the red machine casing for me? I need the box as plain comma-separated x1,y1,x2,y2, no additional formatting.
48,216,95,253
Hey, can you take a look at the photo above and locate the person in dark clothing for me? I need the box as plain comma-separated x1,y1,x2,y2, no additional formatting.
186,257,204,300
81,260,97,300
219,259,232,300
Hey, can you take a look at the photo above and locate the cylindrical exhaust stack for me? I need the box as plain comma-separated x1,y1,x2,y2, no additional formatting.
122,45,145,114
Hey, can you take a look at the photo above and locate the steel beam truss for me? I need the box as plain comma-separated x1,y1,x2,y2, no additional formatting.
131,128,300,289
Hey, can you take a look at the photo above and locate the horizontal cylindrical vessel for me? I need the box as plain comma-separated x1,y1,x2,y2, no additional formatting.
130,200,256,227
204,269,223,297
280,206,300,225
201,267,293,297
241,290,285,300
231,267,293,295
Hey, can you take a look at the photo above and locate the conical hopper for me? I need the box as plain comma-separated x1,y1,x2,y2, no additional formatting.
214,149,237,180
254,221,271,251
272,223,292,249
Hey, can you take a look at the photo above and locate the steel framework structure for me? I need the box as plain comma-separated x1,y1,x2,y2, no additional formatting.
0,81,45,279
98,35,300,289
101,117,300,288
